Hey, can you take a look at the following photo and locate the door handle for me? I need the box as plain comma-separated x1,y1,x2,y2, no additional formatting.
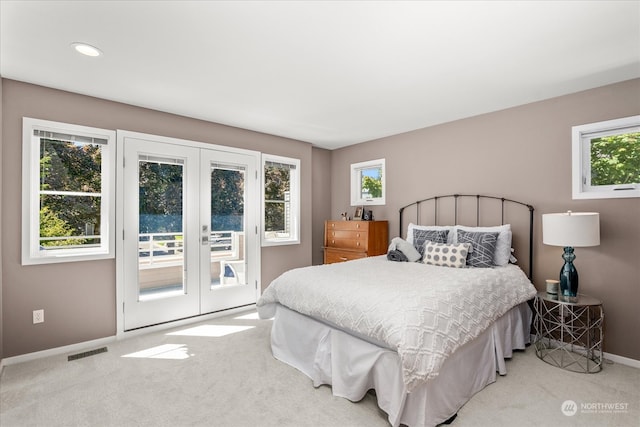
202,225,209,245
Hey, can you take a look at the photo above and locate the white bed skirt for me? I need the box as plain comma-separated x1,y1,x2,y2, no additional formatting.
270,302,532,427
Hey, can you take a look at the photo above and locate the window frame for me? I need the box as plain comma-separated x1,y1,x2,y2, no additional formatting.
572,115,640,200
261,154,300,246
351,158,386,206
21,117,116,265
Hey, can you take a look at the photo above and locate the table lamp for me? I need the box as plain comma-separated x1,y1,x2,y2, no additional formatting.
542,211,600,302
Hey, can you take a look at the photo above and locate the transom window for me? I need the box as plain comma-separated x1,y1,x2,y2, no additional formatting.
572,115,640,200
22,118,115,264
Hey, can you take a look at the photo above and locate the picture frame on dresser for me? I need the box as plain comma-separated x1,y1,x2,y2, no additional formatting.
353,206,363,220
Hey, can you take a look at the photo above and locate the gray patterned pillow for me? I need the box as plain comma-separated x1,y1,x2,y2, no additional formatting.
413,229,449,257
423,241,471,268
457,230,499,268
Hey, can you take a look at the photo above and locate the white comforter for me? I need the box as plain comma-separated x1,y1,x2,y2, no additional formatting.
257,256,537,392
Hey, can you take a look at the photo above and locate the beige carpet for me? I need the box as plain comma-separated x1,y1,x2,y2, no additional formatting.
1,309,638,427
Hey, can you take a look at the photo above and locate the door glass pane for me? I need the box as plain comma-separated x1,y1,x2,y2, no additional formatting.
138,158,185,300
210,164,246,288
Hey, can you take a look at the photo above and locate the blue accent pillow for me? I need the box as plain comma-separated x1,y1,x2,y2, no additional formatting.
413,229,449,257
457,230,499,268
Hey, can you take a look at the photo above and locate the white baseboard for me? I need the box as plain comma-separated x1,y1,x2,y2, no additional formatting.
1,305,256,367
603,351,640,369
2,336,116,367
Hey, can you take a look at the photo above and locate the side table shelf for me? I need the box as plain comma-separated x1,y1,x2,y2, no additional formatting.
533,291,604,373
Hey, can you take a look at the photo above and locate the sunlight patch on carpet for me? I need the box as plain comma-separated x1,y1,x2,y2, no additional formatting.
166,324,254,337
234,312,261,320
122,344,191,360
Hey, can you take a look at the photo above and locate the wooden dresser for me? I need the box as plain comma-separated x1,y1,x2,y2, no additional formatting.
323,220,389,264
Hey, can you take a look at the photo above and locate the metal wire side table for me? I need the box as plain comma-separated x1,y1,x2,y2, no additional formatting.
533,291,603,373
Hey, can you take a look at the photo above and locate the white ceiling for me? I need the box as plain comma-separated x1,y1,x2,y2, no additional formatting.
1,1,639,150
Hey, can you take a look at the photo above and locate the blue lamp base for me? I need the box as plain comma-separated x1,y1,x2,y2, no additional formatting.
559,246,579,302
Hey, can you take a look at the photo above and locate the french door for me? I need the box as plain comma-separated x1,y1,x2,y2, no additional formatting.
120,134,259,330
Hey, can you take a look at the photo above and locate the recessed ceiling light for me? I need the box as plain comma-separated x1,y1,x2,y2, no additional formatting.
71,42,102,57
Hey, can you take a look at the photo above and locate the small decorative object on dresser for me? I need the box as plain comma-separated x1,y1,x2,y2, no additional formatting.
323,220,388,264
353,206,364,221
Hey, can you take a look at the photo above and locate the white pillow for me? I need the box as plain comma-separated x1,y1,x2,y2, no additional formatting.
451,224,512,266
406,223,453,245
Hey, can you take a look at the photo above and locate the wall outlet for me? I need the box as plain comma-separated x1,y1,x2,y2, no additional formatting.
33,309,44,324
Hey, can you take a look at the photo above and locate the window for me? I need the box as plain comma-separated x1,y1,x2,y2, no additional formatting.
351,158,385,206
572,116,640,200
22,118,116,264
262,154,300,246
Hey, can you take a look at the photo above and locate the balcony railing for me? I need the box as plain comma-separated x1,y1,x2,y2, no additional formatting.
138,230,238,268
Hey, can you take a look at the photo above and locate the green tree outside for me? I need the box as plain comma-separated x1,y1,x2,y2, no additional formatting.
39,139,101,246
210,168,244,231
39,139,249,247
362,174,382,198
264,164,290,233
590,132,640,186
138,161,183,233
39,206,82,247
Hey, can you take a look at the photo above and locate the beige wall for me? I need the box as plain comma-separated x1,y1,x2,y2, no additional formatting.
0,79,313,358
311,147,332,265
328,79,640,361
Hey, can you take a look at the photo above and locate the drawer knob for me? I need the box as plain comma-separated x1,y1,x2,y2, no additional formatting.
331,240,335,244
339,257,348,261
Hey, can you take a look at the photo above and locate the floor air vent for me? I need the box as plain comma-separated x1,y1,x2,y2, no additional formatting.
68,347,108,361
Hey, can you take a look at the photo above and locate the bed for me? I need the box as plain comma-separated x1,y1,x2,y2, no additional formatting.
257,194,537,427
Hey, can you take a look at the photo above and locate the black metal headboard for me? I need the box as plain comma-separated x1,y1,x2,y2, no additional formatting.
399,194,534,280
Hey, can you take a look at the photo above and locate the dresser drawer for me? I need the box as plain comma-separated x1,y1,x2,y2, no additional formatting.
326,220,369,232
325,230,369,249
324,248,366,264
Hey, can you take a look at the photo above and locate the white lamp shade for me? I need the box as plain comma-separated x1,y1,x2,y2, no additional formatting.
542,212,600,247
